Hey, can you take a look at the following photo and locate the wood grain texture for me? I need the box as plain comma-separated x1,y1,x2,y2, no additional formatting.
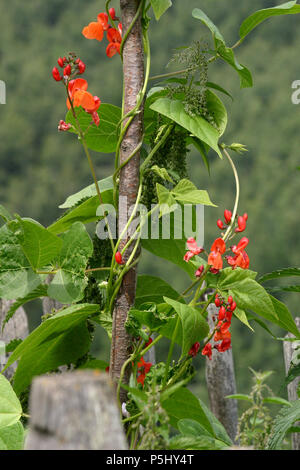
205,301,239,443
25,371,128,450
109,0,145,401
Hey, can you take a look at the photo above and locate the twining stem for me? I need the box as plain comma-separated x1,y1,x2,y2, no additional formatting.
220,146,240,243
162,315,181,388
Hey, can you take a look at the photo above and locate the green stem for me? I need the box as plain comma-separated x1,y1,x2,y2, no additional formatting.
162,316,181,388
220,146,240,243
140,124,173,174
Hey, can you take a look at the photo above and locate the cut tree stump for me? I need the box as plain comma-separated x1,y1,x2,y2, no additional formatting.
283,316,300,450
25,370,128,450
0,299,29,380
205,301,239,443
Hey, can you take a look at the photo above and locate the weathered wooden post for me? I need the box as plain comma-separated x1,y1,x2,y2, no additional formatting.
0,299,28,379
283,316,300,450
25,370,128,450
205,301,239,443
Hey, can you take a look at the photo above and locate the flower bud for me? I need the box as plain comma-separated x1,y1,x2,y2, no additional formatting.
214,296,221,307
63,64,72,76
195,265,204,278
224,209,232,224
58,120,71,131
235,215,247,233
77,60,86,74
57,57,65,68
218,306,226,321
115,251,124,265
109,7,116,20
230,301,237,312
227,295,233,305
217,219,225,230
52,66,62,81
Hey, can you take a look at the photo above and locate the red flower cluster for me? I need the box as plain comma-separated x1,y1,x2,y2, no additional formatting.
216,209,232,230
137,357,152,387
52,55,86,82
202,294,236,360
52,53,101,127
82,7,122,58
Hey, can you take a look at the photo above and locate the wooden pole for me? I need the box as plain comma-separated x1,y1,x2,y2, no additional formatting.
283,316,300,450
109,0,145,401
0,299,28,379
25,371,128,450
205,301,239,443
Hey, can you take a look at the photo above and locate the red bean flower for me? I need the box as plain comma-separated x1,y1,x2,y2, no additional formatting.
106,27,122,57
226,237,250,270
224,209,232,225
188,342,201,357
66,78,101,126
82,13,109,41
202,343,212,360
137,357,152,387
208,238,226,271
215,338,231,353
184,237,204,262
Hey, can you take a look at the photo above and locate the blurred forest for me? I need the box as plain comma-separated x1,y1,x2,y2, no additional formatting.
1,0,300,403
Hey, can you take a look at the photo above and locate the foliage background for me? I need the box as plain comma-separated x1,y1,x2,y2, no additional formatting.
1,0,300,403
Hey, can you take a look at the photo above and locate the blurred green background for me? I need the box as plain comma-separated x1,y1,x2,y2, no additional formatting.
1,0,300,405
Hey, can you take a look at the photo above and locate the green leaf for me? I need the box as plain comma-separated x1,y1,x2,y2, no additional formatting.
3,303,99,395
161,387,214,435
177,418,212,438
0,375,22,428
206,89,228,136
59,176,113,209
197,398,233,446
259,267,300,283
263,397,291,407
150,165,174,184
66,104,121,153
163,297,209,356
2,284,48,331
192,8,252,88
150,98,223,157
150,0,172,21
156,183,177,216
226,394,252,402
135,275,183,308
239,1,300,40
268,400,300,449
0,224,42,300
9,219,62,270
48,186,114,235
93,310,113,340
77,359,109,371
216,267,258,290
229,278,278,324
172,179,216,207
234,308,254,332
269,295,300,338
217,44,253,88
47,222,93,304
192,8,225,44
141,206,200,280
0,422,24,450
285,363,300,387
